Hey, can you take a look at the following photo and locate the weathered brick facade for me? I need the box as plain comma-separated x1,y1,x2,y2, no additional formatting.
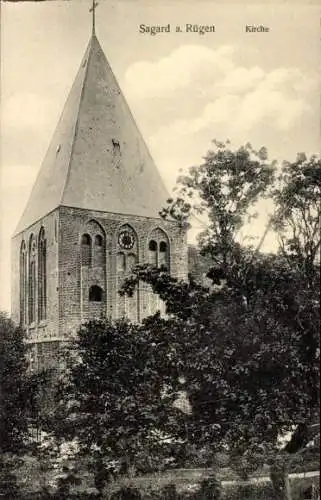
12,210,60,341
57,205,187,337
11,206,187,343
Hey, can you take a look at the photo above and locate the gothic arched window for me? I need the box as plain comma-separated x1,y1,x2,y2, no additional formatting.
81,234,91,244
89,285,103,302
95,235,103,246
20,241,27,325
28,236,37,324
159,241,167,252
159,241,169,269
38,227,47,321
117,252,126,273
148,230,170,270
124,253,138,321
127,253,137,272
149,240,157,251
81,233,92,266
94,234,105,267
148,240,157,265
146,229,170,318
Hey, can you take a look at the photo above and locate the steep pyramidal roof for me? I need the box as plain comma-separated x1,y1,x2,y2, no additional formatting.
15,34,169,234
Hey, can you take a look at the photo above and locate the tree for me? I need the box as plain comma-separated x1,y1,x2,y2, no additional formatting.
161,139,275,271
49,318,187,497
269,153,321,497
0,312,38,498
45,143,318,500
122,145,319,500
271,153,320,422
273,153,320,281
0,313,30,453
123,258,317,497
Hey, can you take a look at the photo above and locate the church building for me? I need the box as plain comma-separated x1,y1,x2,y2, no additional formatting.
11,17,188,369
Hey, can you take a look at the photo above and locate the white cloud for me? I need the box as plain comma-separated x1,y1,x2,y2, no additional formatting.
235,88,308,132
150,86,308,153
215,66,265,93
124,44,236,100
138,44,316,156
125,44,318,109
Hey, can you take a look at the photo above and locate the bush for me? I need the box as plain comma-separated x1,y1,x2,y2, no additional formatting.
160,484,180,499
197,476,222,499
225,482,274,500
0,454,23,500
110,486,142,499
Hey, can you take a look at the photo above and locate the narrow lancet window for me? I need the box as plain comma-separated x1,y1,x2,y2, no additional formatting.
81,233,92,266
117,252,126,274
148,240,157,265
159,241,169,269
127,253,137,272
94,234,105,267
28,236,37,324
20,241,27,325
38,228,47,321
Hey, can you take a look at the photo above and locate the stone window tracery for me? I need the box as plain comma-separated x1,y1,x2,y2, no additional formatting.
148,230,170,270
147,229,170,317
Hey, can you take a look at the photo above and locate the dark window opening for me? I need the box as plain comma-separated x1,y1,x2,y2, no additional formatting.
89,285,103,302
149,240,157,251
159,241,167,252
81,234,91,245
81,233,92,266
95,234,103,246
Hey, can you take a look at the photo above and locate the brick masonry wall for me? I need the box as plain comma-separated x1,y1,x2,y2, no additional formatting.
11,209,60,341
58,205,188,338
11,205,187,343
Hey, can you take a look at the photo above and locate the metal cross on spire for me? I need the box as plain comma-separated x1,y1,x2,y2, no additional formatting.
89,0,99,35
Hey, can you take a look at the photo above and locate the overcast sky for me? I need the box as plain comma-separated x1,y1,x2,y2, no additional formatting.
1,0,320,313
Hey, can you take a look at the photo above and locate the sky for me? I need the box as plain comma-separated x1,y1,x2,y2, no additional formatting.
1,0,320,313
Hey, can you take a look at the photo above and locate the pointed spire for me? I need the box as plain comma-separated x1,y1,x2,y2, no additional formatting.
14,34,169,235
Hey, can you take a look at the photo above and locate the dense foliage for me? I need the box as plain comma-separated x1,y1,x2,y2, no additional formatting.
122,144,320,499
0,313,31,453
43,143,320,500
0,313,40,497
49,319,194,495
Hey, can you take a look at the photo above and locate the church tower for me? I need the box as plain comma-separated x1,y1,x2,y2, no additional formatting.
11,14,188,369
